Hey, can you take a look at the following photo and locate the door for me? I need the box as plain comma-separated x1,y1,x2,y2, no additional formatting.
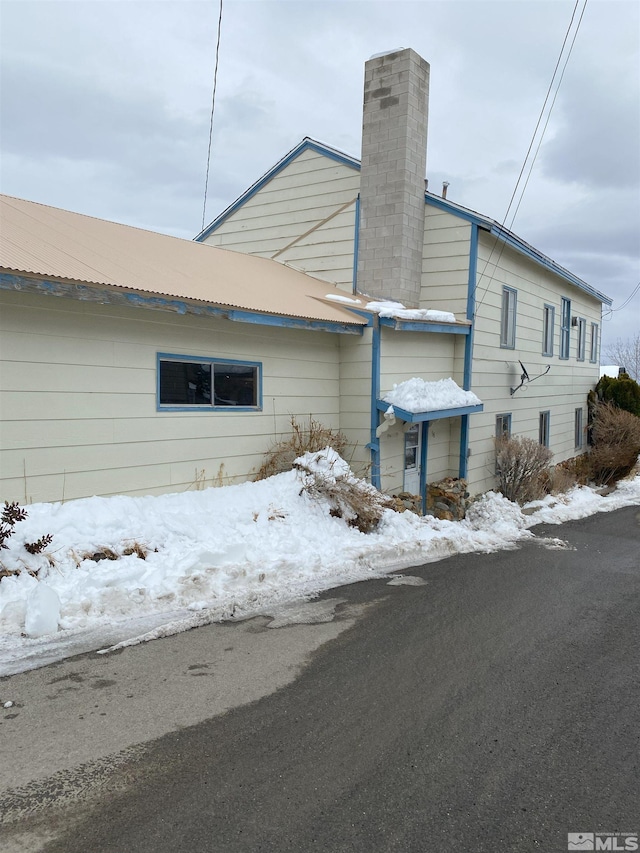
403,423,421,494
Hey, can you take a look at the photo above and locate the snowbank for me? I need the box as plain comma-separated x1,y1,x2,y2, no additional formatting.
367,300,457,323
1,453,638,675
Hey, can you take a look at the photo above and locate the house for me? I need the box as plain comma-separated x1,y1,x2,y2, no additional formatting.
197,48,611,500
0,48,610,508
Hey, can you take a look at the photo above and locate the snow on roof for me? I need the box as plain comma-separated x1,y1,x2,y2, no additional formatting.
383,377,482,413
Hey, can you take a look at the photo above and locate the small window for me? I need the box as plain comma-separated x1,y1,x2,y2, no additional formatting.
542,304,555,356
158,354,261,411
560,297,571,359
496,413,512,439
590,323,599,363
500,287,517,349
539,410,550,448
575,408,584,449
577,318,586,361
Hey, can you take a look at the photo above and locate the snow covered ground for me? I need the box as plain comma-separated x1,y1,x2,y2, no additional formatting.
1,452,639,677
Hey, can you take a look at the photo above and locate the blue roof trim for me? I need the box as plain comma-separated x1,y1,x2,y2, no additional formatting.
196,134,611,307
376,400,484,423
195,138,360,242
378,316,470,335
425,193,612,306
487,225,613,306
0,273,365,335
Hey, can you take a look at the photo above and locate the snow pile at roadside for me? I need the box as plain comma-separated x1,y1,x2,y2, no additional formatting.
523,473,640,526
0,452,638,674
383,377,482,413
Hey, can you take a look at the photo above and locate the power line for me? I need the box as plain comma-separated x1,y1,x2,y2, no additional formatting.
201,0,224,233
603,280,640,320
473,0,588,314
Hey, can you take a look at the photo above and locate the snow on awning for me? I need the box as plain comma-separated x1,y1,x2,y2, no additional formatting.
368,300,456,323
366,300,470,335
378,377,483,422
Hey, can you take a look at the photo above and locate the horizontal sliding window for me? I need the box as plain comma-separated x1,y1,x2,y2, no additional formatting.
158,354,261,410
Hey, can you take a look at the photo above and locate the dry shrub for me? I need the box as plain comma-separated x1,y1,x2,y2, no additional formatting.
539,462,579,496
588,402,640,485
495,435,553,504
294,460,394,534
255,416,349,481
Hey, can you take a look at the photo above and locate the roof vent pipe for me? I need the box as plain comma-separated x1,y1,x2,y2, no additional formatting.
442,181,449,199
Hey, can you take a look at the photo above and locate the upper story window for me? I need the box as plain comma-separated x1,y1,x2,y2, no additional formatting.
577,318,586,361
590,323,599,363
500,287,517,349
560,297,571,359
542,304,555,357
158,353,262,411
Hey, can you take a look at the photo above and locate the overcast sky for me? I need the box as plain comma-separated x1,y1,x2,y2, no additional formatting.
1,0,638,346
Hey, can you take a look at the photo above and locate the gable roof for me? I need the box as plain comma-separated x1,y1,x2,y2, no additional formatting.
198,138,611,307
194,138,360,243
0,194,367,328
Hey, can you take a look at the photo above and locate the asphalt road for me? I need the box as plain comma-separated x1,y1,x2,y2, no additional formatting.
3,505,640,853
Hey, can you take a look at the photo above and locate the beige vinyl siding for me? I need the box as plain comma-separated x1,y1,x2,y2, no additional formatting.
379,328,458,391
420,207,471,317
338,330,372,479
0,292,342,503
203,149,360,290
466,233,602,495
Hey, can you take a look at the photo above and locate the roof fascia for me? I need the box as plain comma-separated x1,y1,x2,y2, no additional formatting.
0,272,365,335
376,399,484,422
424,193,488,227
378,316,470,335
425,194,612,307
194,138,361,242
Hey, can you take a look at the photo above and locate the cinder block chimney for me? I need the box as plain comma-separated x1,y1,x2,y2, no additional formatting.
356,48,430,307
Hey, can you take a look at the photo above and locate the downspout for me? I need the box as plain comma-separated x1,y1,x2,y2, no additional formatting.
369,315,381,489
459,222,478,479
352,194,360,295
420,421,429,515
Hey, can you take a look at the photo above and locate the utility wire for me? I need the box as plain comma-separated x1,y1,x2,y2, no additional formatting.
473,0,588,314
506,0,588,233
603,280,640,320
201,0,224,233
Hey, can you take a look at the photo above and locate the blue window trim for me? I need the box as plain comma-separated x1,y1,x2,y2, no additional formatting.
157,352,263,412
590,322,599,363
495,413,512,438
560,297,571,360
576,318,586,362
539,410,551,448
575,407,584,449
500,286,517,350
542,304,555,357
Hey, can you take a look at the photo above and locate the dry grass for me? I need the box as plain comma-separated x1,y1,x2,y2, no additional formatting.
495,435,553,504
255,416,350,481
